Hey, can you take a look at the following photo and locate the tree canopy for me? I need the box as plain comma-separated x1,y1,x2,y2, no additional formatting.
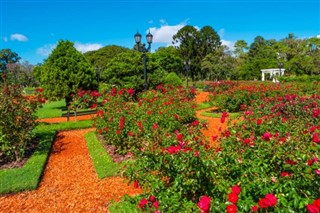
0,49,21,73
37,40,97,103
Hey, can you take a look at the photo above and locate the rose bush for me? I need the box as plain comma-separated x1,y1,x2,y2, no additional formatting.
210,93,320,212
0,79,44,162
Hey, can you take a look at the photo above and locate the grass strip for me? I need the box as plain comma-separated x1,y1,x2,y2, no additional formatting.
109,200,141,213
200,111,240,118
195,102,215,110
84,131,120,179
36,99,66,119
0,120,93,195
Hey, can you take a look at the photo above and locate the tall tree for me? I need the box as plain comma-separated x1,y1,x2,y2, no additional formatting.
199,25,221,57
234,40,248,57
39,40,97,105
0,49,21,73
173,25,201,81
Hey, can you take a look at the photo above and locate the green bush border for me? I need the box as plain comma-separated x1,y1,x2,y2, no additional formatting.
0,120,93,195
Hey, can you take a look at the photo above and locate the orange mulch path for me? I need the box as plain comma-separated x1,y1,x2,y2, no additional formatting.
195,92,227,147
0,129,141,212
195,91,210,103
38,114,94,123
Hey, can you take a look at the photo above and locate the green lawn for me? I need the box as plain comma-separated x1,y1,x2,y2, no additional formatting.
0,120,93,195
200,110,240,118
36,99,66,119
195,102,215,110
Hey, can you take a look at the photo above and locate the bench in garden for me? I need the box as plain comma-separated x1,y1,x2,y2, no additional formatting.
61,109,97,121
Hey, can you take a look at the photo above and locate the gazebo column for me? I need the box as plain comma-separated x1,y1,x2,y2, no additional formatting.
262,72,265,81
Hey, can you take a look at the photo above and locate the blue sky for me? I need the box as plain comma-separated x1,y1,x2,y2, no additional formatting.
1,0,319,65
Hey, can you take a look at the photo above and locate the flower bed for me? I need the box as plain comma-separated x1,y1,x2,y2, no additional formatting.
97,84,319,212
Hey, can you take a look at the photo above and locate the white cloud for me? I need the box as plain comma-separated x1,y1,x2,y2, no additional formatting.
10,33,28,42
37,42,103,56
221,39,235,51
74,42,103,53
37,44,56,56
317,34,320,38
148,22,186,44
218,29,225,38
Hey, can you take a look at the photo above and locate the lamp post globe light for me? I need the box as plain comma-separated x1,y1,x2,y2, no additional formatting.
134,30,153,91
184,59,191,88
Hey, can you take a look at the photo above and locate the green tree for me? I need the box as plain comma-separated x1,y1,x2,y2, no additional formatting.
84,45,129,73
153,46,184,76
199,25,221,57
39,40,97,105
201,46,238,80
102,50,166,91
173,25,201,81
0,49,21,74
240,36,278,80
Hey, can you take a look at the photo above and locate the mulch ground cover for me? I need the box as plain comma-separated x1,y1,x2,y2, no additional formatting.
0,129,141,212
0,92,225,211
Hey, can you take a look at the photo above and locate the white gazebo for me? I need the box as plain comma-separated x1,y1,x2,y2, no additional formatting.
261,68,285,82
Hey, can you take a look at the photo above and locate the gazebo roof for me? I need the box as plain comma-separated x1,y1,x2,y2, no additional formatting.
261,68,285,73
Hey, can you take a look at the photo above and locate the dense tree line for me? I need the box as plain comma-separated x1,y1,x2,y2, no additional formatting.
1,26,319,93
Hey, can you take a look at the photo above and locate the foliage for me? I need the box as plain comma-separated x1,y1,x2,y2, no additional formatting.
279,75,320,82
211,94,320,212
0,120,93,195
0,81,44,162
0,49,20,73
208,81,299,112
173,25,222,81
83,45,130,71
37,40,97,105
201,46,238,80
94,86,197,154
102,50,167,91
5,61,38,87
153,46,184,76
164,72,183,87
68,89,101,119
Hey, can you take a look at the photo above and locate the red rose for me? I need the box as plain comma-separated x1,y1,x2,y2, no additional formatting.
251,205,258,212
306,204,319,213
262,132,272,141
153,201,159,209
313,199,320,208
197,195,211,212
258,198,271,208
228,193,239,204
226,204,237,213
138,198,148,208
265,194,277,206
231,185,241,195
133,180,139,188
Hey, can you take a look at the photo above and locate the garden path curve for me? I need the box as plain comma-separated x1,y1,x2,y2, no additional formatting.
0,129,141,212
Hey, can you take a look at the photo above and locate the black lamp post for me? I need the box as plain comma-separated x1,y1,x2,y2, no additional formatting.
134,30,153,91
278,62,283,77
184,59,191,87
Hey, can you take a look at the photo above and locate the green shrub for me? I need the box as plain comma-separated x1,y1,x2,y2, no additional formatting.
164,72,183,87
